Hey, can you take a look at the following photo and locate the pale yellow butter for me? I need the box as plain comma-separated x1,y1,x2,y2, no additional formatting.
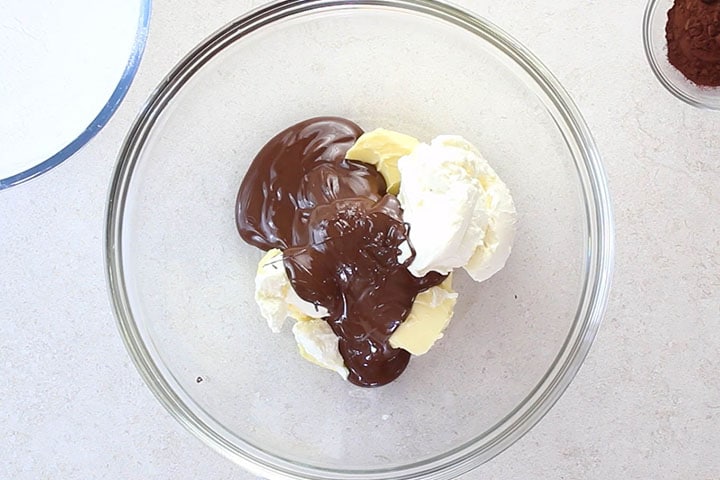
389,275,458,355
345,128,419,194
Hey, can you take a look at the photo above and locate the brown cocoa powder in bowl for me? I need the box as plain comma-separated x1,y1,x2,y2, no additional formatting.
666,0,720,87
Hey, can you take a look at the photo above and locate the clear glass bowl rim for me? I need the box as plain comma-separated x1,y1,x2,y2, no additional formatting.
643,0,720,111
105,1,615,479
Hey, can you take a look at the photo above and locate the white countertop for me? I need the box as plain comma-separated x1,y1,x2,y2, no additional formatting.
2,0,719,478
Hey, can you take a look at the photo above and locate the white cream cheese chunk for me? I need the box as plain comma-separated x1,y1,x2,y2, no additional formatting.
254,248,328,333
293,320,349,379
397,135,516,281
255,249,344,378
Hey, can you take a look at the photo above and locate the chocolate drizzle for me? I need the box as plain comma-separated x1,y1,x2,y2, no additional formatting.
236,117,445,387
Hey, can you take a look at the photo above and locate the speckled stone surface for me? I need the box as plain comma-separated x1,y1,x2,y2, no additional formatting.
1,0,719,479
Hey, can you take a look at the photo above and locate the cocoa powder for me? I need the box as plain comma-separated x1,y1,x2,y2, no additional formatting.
666,0,720,87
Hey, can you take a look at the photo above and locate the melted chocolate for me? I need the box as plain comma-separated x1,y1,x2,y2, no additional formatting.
236,117,385,250
236,117,445,387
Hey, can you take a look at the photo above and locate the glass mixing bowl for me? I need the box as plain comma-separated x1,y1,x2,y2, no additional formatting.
105,0,614,478
643,0,720,110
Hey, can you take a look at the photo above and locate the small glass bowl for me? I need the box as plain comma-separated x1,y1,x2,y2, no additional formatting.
643,0,720,110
